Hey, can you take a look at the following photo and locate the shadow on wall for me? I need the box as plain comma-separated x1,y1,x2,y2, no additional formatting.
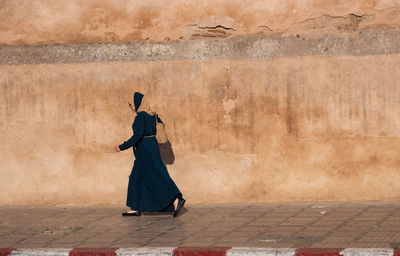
159,141,175,165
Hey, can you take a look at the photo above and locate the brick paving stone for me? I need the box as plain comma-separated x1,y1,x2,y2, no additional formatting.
330,231,363,237
312,220,346,226
295,213,327,218
233,212,265,217
343,242,391,247
215,236,253,244
376,226,400,231
310,242,351,248
240,226,272,232
367,207,398,212
335,225,372,231
147,237,185,244
0,236,27,247
321,236,358,243
251,216,287,221
358,232,400,243
330,210,363,215
8,243,45,249
178,242,214,247
181,236,220,244
270,226,304,233
385,217,400,221
281,218,315,226
114,236,153,245
51,233,96,244
84,233,126,243
45,243,76,248
15,234,60,245
3,202,400,248
298,231,329,238
390,212,400,217
247,221,281,227
261,242,307,248
226,231,262,238
265,212,298,218
261,231,295,238
303,225,335,230
320,216,355,221
201,227,234,233
380,221,400,227
346,220,380,226
301,228,334,235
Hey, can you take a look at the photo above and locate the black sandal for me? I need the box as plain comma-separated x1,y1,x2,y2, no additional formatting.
173,198,186,218
122,211,141,216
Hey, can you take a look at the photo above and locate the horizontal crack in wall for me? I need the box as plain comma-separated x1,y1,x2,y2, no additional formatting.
197,25,236,30
190,24,236,39
1,27,400,65
288,13,372,32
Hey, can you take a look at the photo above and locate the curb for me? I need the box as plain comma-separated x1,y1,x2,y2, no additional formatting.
1,247,400,256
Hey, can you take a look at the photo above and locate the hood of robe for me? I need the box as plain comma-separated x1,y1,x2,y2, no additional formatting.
133,92,144,111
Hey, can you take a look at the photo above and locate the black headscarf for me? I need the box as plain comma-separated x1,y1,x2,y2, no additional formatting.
133,92,144,111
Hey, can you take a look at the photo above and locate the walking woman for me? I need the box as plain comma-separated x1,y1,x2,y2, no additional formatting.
115,92,185,217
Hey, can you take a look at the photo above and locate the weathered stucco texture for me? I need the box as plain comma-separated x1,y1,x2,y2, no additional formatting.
1,0,400,45
2,56,400,205
2,0,400,206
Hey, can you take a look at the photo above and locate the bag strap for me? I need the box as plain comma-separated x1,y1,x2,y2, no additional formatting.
154,113,165,127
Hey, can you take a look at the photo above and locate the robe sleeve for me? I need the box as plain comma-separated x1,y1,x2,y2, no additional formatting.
118,113,145,151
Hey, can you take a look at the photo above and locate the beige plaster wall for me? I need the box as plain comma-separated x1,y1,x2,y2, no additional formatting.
1,0,400,45
1,56,400,205
1,0,400,206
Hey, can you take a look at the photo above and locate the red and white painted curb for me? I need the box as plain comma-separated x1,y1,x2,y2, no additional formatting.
1,247,399,256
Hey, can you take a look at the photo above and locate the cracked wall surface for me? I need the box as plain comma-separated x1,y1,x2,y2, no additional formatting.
1,0,400,45
2,0,400,206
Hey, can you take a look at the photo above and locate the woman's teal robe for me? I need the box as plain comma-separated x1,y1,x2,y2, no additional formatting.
119,111,182,212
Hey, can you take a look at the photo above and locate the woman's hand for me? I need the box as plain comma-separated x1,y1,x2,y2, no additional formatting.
115,146,121,152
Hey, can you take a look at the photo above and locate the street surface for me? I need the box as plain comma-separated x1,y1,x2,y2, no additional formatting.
1,201,400,248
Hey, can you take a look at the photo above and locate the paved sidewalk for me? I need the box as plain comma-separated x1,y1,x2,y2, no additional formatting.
1,201,400,248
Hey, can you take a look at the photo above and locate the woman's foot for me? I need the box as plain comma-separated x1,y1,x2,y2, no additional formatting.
122,210,141,216
173,198,186,218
